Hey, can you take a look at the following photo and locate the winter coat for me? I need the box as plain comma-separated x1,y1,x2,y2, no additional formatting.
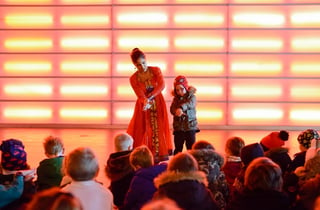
227,188,290,210
153,170,219,210
170,86,199,132
189,149,229,210
121,163,167,210
105,150,134,207
36,156,64,191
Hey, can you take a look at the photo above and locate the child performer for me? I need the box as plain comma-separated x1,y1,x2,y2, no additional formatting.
170,75,199,155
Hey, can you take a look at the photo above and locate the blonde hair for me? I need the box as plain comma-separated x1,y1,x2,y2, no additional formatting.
168,152,198,173
64,147,99,181
43,136,64,156
114,133,133,152
244,157,283,191
130,145,153,169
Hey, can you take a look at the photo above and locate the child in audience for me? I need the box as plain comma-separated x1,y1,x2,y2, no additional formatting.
142,198,182,210
121,145,167,210
61,147,113,210
26,187,83,210
170,75,199,154
227,157,290,210
105,133,135,208
36,135,64,191
153,152,219,210
0,172,24,208
189,142,229,210
222,136,245,188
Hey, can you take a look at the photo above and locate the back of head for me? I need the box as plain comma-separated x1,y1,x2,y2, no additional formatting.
297,129,320,149
0,138,28,171
114,133,133,152
129,145,153,169
168,152,198,173
43,136,64,156
244,157,283,191
130,48,145,63
240,143,264,166
225,136,245,156
191,140,215,150
64,147,99,181
141,198,182,210
260,130,289,151
304,154,320,180
26,187,83,210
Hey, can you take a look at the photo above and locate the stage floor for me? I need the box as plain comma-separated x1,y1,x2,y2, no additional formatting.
0,128,303,187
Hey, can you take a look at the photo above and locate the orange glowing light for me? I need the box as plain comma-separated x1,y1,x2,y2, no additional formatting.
291,38,320,50
231,39,283,50
233,13,285,26
60,38,109,49
231,86,282,97
197,110,223,120
174,63,223,74
4,85,52,95
118,37,169,49
61,62,108,73
5,15,53,27
290,87,320,99
4,108,52,118
197,86,223,96
174,14,224,25
117,86,134,96
116,109,134,119
60,86,108,95
117,13,168,24
4,39,53,49
233,108,283,119
61,15,109,26
175,38,224,48
291,12,320,26
291,63,320,74
4,62,52,73
231,62,282,74
60,109,107,118
290,110,320,121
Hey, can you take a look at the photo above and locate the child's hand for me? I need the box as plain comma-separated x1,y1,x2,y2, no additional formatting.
175,108,184,117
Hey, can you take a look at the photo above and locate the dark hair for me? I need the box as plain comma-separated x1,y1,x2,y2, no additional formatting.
192,140,215,150
130,48,145,63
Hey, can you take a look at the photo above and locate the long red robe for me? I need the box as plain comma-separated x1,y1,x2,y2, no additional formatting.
127,66,172,162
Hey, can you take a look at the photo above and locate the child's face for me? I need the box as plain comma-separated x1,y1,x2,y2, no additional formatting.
175,84,186,97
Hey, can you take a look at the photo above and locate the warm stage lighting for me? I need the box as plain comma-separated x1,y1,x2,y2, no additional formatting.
233,13,285,26
291,62,320,75
61,62,108,74
291,12,320,26
60,38,109,49
118,37,169,49
61,15,109,26
291,38,320,51
290,87,320,100
175,63,224,75
233,108,283,120
231,86,282,98
117,13,168,24
290,110,320,121
174,14,224,25
60,86,108,95
175,38,224,49
4,108,52,118
5,15,53,27
4,39,53,50
60,109,107,118
4,62,52,74
231,39,283,51
4,85,52,96
231,62,282,74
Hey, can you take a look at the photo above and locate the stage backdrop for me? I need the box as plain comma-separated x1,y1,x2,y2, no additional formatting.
0,0,320,129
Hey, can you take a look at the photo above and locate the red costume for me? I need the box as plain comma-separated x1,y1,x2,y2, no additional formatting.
127,66,172,163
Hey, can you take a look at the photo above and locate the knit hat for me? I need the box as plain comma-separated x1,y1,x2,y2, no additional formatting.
240,143,264,166
260,130,289,151
297,129,319,149
0,139,28,171
174,75,189,90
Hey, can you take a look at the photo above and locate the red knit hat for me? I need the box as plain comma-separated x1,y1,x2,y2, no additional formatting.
174,75,189,90
260,130,289,151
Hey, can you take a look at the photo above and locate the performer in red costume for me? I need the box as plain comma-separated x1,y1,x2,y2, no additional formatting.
127,48,173,163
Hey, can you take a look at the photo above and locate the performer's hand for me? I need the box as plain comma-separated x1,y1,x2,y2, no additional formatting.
175,108,184,117
143,98,152,111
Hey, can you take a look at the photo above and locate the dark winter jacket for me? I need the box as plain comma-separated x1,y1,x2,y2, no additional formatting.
36,156,64,191
121,163,167,210
170,86,199,132
227,188,290,210
154,170,219,210
105,150,134,207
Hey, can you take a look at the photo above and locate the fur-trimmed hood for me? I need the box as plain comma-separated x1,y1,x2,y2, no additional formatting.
154,170,208,188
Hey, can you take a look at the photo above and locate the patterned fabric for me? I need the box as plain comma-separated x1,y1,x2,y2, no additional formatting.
0,139,28,171
297,129,320,149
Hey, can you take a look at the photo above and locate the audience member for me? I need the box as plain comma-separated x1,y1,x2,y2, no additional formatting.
61,147,113,210
189,144,229,209
121,145,167,210
260,130,289,151
142,198,182,210
227,157,290,210
289,129,320,172
105,133,135,208
222,136,245,188
36,135,64,191
0,172,24,208
191,140,215,150
26,187,83,210
153,152,218,210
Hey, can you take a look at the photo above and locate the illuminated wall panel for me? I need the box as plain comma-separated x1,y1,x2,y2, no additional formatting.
0,0,320,129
